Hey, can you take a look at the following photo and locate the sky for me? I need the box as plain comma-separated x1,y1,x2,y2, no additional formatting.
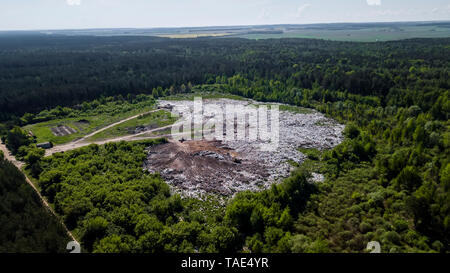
0,0,450,30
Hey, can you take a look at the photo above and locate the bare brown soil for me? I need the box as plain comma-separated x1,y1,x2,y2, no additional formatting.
145,139,270,196
144,99,344,198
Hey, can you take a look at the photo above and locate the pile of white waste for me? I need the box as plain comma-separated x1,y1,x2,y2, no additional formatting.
150,98,344,198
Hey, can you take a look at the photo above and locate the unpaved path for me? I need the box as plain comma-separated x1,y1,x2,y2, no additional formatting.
0,142,24,169
0,109,176,243
0,108,182,246
0,142,78,244
72,109,161,144
45,123,179,157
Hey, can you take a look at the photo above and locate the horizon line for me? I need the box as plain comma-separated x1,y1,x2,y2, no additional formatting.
1,19,449,33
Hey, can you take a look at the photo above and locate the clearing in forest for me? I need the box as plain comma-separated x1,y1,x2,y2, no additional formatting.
23,98,157,145
85,110,177,141
144,98,345,198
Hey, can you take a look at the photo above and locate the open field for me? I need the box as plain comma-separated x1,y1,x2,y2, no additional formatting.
156,33,231,38
235,25,450,42
23,100,156,145
85,110,177,141
27,21,450,42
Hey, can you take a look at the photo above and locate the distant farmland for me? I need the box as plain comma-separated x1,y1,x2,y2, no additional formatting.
17,21,450,42
233,23,450,42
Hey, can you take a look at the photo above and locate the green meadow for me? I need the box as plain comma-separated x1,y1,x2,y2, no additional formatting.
86,110,177,141
23,96,157,145
236,25,450,42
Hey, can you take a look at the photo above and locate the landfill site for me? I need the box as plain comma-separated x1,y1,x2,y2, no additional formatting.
144,98,345,198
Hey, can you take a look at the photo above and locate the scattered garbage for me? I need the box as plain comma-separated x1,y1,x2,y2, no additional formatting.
143,99,344,198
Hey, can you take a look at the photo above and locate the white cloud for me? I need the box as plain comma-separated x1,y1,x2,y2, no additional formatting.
367,0,381,6
66,0,81,6
296,4,312,18
258,8,270,20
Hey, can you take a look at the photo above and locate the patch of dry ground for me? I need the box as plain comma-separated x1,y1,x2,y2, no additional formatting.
145,140,269,196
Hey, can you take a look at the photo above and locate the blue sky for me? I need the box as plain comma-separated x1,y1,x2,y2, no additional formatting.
1,0,450,30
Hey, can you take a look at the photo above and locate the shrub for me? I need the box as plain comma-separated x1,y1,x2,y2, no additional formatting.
359,221,372,234
393,219,409,233
290,234,312,253
344,123,361,139
382,231,401,245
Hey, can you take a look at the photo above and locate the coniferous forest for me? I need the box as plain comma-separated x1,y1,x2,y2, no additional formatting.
0,153,69,252
0,34,448,253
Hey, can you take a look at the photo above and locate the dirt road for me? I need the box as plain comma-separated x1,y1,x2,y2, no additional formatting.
0,142,24,169
0,108,183,247
72,109,161,144
45,123,180,157
0,142,78,244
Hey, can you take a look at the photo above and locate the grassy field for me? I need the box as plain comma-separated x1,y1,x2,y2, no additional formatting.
22,88,248,145
86,110,177,141
23,99,156,145
46,22,450,43
235,25,450,42
157,33,231,38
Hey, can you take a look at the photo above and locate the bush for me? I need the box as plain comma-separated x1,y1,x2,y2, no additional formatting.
81,216,109,251
93,235,135,253
290,234,312,253
344,123,360,139
246,234,263,253
359,221,372,234
431,241,444,252
6,127,33,154
393,219,409,233
393,166,422,192
309,239,330,253
382,231,401,245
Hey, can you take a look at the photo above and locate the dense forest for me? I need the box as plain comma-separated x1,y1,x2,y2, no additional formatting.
1,35,448,121
0,34,448,252
0,152,69,253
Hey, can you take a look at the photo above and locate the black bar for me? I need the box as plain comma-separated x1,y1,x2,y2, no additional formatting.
0,253,446,273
